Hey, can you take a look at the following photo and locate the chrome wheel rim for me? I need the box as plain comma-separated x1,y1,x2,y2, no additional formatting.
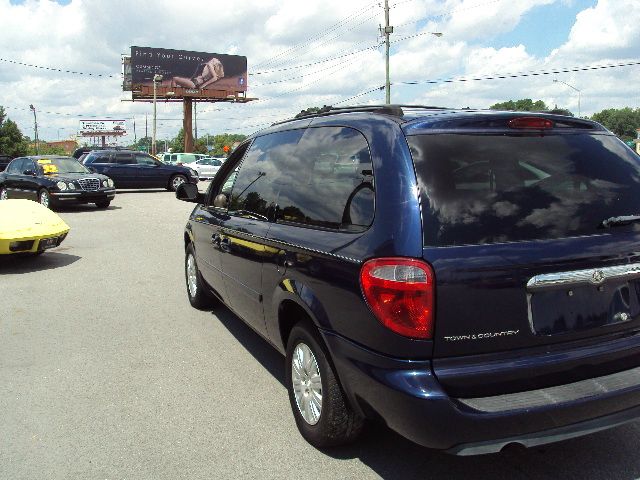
292,342,322,425
186,253,198,297
39,190,50,208
172,176,186,189
0,189,7,200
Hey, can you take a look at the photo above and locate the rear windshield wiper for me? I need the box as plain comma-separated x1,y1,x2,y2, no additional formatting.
599,215,640,229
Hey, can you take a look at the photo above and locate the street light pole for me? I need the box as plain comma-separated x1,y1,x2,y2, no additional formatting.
29,104,38,154
553,79,581,117
152,74,163,156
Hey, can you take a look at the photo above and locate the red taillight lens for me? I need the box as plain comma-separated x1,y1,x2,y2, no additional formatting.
508,117,554,129
360,258,435,339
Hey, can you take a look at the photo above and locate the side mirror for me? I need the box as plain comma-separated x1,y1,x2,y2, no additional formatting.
23,169,36,176
176,183,204,203
213,193,228,208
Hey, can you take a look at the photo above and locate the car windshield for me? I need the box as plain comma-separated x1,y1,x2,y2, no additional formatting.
408,133,640,246
37,157,90,175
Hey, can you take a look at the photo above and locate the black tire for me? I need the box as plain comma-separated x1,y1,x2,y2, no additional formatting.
169,174,187,192
286,321,364,448
185,243,216,310
95,200,111,209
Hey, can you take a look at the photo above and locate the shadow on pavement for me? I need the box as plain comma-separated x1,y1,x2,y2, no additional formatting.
115,189,169,194
55,205,122,213
214,307,286,388
0,251,81,273
323,420,640,479
208,302,640,479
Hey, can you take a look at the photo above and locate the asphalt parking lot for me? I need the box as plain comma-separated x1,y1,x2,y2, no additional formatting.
2,187,640,480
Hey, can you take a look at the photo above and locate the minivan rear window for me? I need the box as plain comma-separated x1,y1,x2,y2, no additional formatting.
408,133,640,246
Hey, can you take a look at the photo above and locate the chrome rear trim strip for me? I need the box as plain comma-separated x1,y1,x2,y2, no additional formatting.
527,263,640,291
457,366,640,413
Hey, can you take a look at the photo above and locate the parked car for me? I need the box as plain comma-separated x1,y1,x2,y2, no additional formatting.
0,155,115,209
72,146,127,160
176,105,640,454
0,199,70,255
0,154,12,172
183,157,223,180
158,152,207,166
83,149,198,191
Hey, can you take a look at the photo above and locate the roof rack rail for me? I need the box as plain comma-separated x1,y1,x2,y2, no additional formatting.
269,104,455,127
291,104,405,120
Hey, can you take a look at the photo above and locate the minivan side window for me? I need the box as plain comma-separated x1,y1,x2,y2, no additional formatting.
275,126,374,231
228,130,304,220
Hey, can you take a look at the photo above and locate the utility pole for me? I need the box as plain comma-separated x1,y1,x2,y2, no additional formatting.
383,0,392,104
145,114,148,150
29,104,38,154
194,101,198,144
152,74,163,156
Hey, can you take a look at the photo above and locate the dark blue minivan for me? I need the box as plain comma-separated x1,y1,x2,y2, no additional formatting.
176,105,640,454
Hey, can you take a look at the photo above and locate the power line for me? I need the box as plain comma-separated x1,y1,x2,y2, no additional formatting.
251,43,380,75
254,1,379,70
251,49,374,87
393,61,640,87
0,57,115,78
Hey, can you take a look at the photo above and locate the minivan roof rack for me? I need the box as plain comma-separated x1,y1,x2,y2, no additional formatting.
283,104,449,123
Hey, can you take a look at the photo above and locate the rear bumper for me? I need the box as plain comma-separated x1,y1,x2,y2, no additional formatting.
322,330,640,454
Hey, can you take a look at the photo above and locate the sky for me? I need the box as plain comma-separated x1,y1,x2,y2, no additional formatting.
0,0,638,145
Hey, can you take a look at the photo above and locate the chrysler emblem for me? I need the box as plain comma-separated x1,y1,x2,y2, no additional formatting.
592,270,605,284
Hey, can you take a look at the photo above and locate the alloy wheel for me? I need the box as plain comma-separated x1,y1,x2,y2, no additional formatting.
186,253,198,297
291,342,323,425
39,190,50,208
172,175,186,190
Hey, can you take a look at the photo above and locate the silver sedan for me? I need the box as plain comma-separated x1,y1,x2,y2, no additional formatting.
184,157,223,180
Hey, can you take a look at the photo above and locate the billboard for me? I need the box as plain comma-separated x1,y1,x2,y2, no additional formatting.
129,46,247,94
79,120,126,137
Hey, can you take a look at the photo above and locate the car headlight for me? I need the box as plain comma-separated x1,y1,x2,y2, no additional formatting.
107,178,114,188
189,168,198,177
56,181,67,191
68,183,76,190
102,180,108,188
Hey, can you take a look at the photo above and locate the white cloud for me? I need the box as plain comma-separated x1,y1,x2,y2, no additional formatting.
0,0,638,145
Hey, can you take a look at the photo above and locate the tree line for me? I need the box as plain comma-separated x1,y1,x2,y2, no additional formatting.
1,102,639,158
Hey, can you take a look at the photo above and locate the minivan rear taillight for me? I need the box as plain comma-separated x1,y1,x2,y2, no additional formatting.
360,258,435,339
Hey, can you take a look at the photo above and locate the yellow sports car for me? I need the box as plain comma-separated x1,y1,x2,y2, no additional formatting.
0,199,70,255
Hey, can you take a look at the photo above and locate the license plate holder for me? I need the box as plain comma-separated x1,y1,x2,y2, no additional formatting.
39,237,59,250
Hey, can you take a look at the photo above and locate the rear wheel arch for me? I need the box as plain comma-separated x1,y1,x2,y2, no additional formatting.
279,300,314,352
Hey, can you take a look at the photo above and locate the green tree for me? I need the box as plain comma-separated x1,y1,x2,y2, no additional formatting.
170,128,185,152
209,133,247,156
27,143,66,155
129,136,152,152
591,107,640,142
0,106,29,157
490,99,550,112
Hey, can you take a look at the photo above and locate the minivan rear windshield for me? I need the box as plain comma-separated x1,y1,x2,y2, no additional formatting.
408,133,640,246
